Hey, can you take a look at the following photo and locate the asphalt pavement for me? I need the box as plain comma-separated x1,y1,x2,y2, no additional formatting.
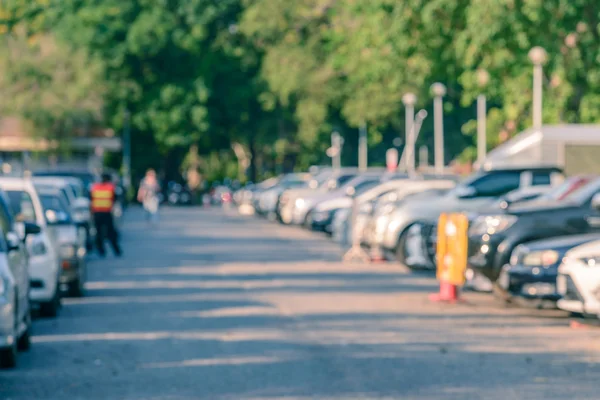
1,206,600,400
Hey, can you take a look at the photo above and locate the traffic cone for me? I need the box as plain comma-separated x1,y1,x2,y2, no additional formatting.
429,281,462,303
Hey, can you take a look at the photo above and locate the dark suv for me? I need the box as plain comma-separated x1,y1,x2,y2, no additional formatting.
385,166,564,264
468,176,600,283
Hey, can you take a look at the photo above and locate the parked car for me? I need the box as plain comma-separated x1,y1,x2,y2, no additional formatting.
36,187,87,297
295,171,385,228
498,233,600,306
381,166,564,264
278,168,359,224
405,185,556,271
557,239,600,319
365,188,450,256
33,177,94,250
468,176,600,284
0,189,35,368
330,179,457,243
32,169,98,197
254,173,311,219
0,178,62,318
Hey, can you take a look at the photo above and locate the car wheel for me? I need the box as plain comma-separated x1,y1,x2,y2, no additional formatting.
17,310,31,352
395,227,411,265
68,277,85,298
491,283,517,308
39,287,61,318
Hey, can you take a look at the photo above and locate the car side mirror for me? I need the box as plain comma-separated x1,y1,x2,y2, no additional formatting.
591,193,600,211
6,232,20,251
455,186,477,199
24,222,41,237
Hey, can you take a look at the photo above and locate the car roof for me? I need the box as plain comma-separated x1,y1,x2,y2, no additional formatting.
0,177,36,191
479,165,564,173
32,177,71,187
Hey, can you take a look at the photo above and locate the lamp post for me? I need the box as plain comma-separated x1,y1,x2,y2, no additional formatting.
328,131,343,170
402,92,417,172
358,121,367,172
476,69,490,166
430,83,446,175
528,46,547,130
123,109,132,190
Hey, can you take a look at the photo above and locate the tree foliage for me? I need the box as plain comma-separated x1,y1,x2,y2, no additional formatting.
2,0,600,178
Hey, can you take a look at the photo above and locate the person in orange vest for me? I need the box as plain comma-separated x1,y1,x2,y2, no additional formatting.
91,173,122,257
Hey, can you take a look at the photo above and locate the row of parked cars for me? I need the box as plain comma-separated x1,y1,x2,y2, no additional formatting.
235,165,600,322
0,169,102,368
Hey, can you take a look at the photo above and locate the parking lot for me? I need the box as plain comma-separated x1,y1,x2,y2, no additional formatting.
1,207,600,400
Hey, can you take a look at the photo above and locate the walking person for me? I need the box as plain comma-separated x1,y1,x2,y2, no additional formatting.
91,173,122,257
137,169,161,224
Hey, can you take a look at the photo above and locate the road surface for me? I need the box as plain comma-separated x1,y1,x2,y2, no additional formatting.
1,207,600,399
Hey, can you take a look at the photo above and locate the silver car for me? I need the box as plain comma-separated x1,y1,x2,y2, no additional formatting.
36,187,87,297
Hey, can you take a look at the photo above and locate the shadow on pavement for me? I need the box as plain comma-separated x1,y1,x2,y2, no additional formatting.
1,207,599,400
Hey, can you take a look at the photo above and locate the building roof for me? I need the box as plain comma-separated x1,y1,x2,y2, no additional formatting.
483,124,600,170
0,117,120,152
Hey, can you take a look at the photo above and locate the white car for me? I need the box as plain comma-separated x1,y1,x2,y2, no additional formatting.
0,189,35,368
33,176,93,248
0,178,61,318
557,239,600,318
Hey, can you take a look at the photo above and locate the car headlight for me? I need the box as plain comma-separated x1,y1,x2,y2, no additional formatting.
522,250,560,267
295,198,305,209
30,241,47,256
468,215,517,236
578,256,600,267
380,204,395,216
360,202,373,214
60,245,77,259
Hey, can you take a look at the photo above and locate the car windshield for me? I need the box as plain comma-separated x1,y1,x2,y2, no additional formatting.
40,193,69,214
6,190,38,222
539,177,593,201
68,183,84,198
560,177,600,204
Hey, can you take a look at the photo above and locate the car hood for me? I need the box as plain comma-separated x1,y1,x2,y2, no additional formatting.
518,233,600,253
400,193,496,220
314,196,352,212
501,198,580,216
564,239,600,259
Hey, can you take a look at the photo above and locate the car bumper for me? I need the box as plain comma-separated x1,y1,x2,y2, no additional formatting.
59,257,85,285
0,298,15,346
557,272,600,316
498,264,560,301
29,255,58,302
467,234,508,282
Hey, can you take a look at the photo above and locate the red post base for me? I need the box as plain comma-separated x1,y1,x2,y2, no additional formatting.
429,281,465,303
369,247,386,263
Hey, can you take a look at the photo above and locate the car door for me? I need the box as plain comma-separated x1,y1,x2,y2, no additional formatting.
0,200,28,321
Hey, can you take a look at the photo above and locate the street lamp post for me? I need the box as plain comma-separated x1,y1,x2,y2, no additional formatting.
528,46,548,130
358,121,367,172
402,92,417,172
430,83,446,175
476,69,490,166
123,109,132,191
